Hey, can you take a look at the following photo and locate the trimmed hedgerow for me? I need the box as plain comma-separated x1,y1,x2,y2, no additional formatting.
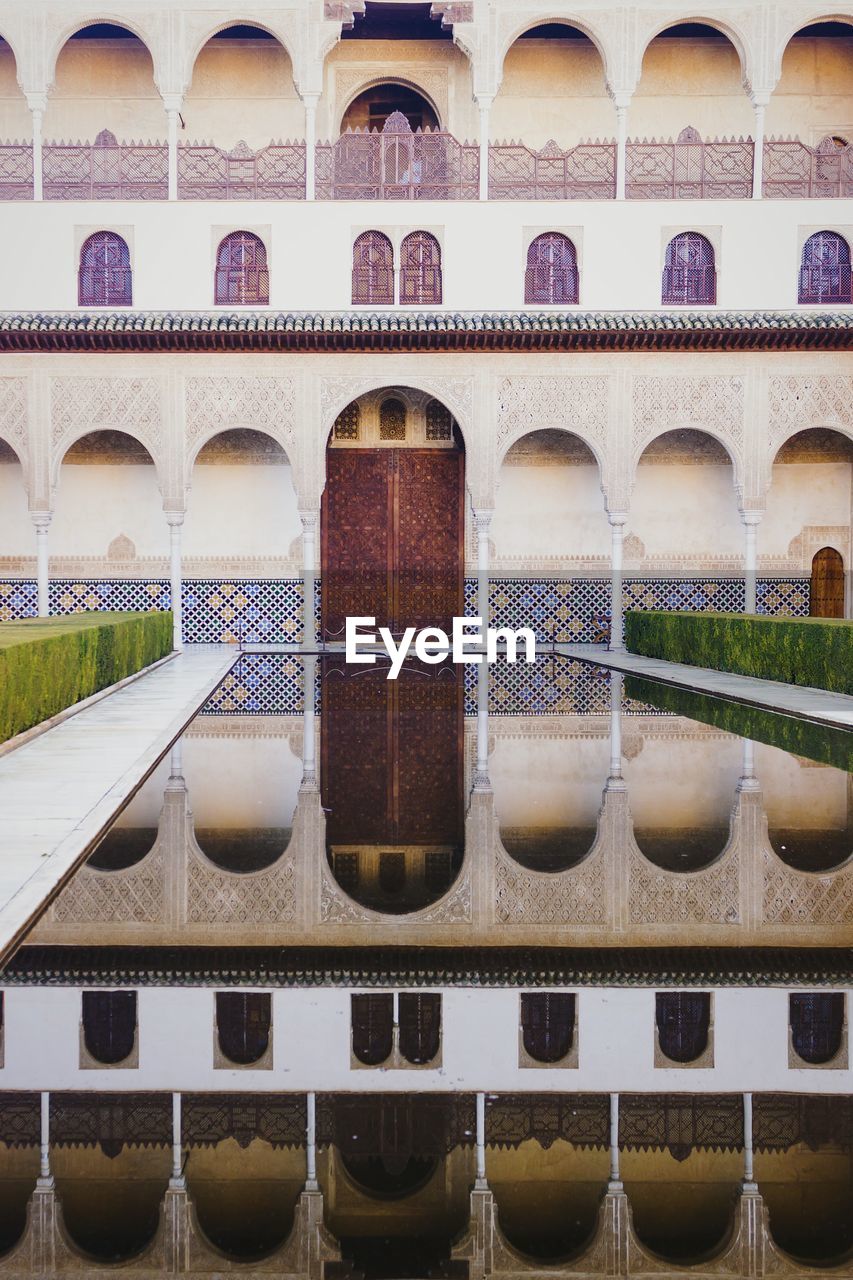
624,611,852,696
0,611,173,744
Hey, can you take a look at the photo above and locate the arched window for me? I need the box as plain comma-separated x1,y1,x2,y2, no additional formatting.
214,231,269,305
790,993,845,1065
425,399,453,440
655,992,711,1063
352,231,394,305
215,992,271,1065
400,231,442,304
78,232,132,307
661,232,716,305
379,397,407,440
352,993,393,1065
82,991,137,1065
398,993,441,1065
799,231,853,305
524,233,579,305
334,402,361,441
520,992,575,1063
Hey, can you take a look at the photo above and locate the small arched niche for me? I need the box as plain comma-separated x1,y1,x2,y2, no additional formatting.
184,25,301,151
494,23,610,150
632,23,751,140
0,37,30,142
632,429,738,567
341,82,439,133
768,21,853,146
46,24,162,144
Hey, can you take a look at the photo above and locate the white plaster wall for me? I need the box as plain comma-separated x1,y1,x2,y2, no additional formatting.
0,196,838,313
490,735,610,827
756,743,849,832
631,37,753,140
629,464,741,558
623,736,742,828
182,733,301,828
0,459,32,555
114,752,172,827
492,464,609,562
50,464,167,558
1,985,850,1093
183,463,300,560
492,39,613,149
766,35,853,142
763,463,852,558
183,38,303,150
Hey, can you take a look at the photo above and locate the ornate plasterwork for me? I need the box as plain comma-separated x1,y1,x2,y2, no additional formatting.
627,833,741,928
50,849,164,925
0,378,27,458
631,375,745,456
768,375,853,446
496,376,610,458
186,849,297,924
334,65,449,130
494,841,607,926
320,374,473,435
762,850,853,927
49,375,163,457
185,376,297,453
319,860,472,924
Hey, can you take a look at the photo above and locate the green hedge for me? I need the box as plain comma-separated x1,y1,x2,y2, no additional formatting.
0,611,173,744
624,611,853,696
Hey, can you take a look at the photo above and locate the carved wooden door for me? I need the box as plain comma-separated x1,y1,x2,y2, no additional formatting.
810,546,845,618
322,447,463,638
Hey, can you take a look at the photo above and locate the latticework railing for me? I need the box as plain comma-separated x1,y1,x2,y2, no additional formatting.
626,127,753,199
489,138,616,199
316,111,478,200
178,139,306,199
43,129,167,199
0,143,33,200
764,135,853,198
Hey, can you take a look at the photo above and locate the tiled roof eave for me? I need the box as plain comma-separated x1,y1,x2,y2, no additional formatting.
0,310,851,352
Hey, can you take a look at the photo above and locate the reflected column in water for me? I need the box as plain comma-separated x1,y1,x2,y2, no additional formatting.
608,512,627,651
302,656,318,789
742,1093,757,1194
170,1093,184,1189
608,1093,622,1192
38,1091,53,1189
608,673,625,792
473,512,492,791
301,510,319,648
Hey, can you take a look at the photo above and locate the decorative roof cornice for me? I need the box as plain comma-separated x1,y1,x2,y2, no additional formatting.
4,946,852,987
0,311,851,353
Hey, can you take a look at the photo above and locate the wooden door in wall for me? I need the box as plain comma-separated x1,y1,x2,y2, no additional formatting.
810,546,845,618
322,447,464,638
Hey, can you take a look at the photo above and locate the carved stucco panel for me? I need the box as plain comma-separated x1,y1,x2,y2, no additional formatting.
627,842,741,927
494,843,608,926
0,378,27,458
50,850,164,925
184,376,297,453
631,375,745,456
186,853,297,925
50,375,163,455
762,850,853,927
320,374,473,429
496,376,610,457
768,375,853,446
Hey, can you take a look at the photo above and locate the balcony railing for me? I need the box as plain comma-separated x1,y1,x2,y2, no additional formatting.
315,111,479,200
178,139,306,200
489,138,616,200
764,135,853,199
42,129,168,200
626,128,753,199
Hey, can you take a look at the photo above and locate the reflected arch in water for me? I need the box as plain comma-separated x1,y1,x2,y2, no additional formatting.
87,827,158,872
52,1145,168,1262
622,1147,740,1263
187,1139,303,1260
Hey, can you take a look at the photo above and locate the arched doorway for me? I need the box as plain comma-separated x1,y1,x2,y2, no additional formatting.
341,82,439,133
321,390,464,639
810,546,845,618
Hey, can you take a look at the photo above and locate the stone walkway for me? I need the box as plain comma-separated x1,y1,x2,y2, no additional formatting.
0,645,235,964
559,644,853,731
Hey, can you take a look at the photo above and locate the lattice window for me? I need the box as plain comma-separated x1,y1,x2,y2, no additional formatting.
352,230,394,305
524,233,579,305
351,993,394,1065
399,993,441,1065
215,992,271,1066
400,231,442,304
520,993,575,1063
798,231,853,305
334,850,360,890
789,993,845,1065
334,402,361,441
661,232,716,306
214,231,269,305
425,399,453,440
379,398,406,440
655,992,711,1064
81,991,137,1065
78,231,132,307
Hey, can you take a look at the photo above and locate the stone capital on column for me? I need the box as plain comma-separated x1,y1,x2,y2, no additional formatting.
31,510,52,529
161,92,184,114
24,90,48,115
165,510,185,528
607,510,628,529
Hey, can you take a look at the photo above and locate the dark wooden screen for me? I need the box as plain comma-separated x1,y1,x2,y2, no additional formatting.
810,546,845,618
520,992,575,1063
399,994,442,1064
215,992,271,1065
655,992,712,1063
82,991,137,1065
799,231,853,305
352,230,394,305
661,231,716,305
790,993,845,1065
79,231,132,307
322,446,463,637
352,994,394,1065
524,232,579,304
214,231,269,305
400,231,442,304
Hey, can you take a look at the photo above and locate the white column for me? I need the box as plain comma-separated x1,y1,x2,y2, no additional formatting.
32,513,50,617
38,1091,53,1187
164,98,182,201
750,95,768,200
26,93,46,202
303,93,319,201
306,1091,319,1191
608,1092,622,1191
738,738,760,794
302,655,317,788
475,1091,487,1189
167,739,184,790
742,1092,757,1192
301,511,319,648
166,514,183,650
613,95,631,200
170,1092,185,1187
741,510,761,615
608,513,627,651
475,96,492,200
